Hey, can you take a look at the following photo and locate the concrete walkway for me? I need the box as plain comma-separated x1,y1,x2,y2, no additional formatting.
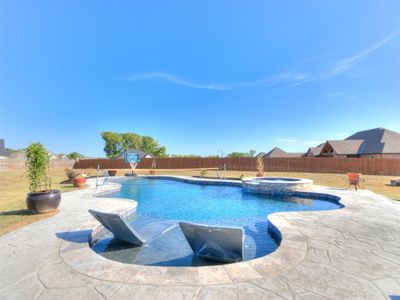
0,177,399,299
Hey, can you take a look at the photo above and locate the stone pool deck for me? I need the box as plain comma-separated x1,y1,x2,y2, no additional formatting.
0,176,400,299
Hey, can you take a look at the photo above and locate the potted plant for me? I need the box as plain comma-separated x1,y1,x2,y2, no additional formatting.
72,174,87,187
200,169,207,178
26,142,61,214
108,170,117,176
65,168,80,183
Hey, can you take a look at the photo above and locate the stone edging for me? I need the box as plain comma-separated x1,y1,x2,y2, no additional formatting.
58,175,344,286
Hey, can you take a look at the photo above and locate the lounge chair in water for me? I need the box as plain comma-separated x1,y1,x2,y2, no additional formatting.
179,221,244,263
88,209,176,245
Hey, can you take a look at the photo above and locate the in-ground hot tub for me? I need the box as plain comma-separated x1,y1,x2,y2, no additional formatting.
242,177,313,195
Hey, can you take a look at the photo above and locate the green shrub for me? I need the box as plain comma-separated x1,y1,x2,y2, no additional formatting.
26,142,49,192
65,168,81,181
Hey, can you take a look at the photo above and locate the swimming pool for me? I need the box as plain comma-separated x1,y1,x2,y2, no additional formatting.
91,177,341,266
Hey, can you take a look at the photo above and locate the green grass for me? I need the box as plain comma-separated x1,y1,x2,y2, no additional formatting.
1,168,399,236
0,170,79,235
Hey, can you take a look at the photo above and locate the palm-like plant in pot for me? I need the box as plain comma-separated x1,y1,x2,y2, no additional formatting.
26,142,61,213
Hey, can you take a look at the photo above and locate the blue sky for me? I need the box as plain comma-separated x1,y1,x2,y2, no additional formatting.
1,0,399,157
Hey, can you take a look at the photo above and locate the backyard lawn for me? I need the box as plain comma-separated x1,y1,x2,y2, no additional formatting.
0,168,399,236
0,170,78,235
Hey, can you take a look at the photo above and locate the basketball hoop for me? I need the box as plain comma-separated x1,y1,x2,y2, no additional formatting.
124,152,141,175
129,161,138,169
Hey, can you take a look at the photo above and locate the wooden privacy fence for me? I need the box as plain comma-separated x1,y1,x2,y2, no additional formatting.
263,157,400,175
0,159,75,171
73,157,400,176
73,157,256,171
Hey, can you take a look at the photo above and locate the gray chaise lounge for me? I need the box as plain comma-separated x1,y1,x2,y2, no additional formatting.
89,209,176,245
179,221,244,263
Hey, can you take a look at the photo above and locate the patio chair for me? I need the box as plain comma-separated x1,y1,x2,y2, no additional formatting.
347,172,365,190
179,221,244,263
88,209,176,245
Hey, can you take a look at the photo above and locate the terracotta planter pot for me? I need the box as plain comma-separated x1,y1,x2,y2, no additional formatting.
73,177,87,187
149,170,156,175
26,190,61,214
108,170,117,176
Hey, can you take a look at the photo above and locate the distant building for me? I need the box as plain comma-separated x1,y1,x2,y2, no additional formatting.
257,147,304,158
308,128,400,158
9,151,26,159
255,152,267,159
305,143,324,157
47,151,57,160
7,148,68,160
0,139,7,157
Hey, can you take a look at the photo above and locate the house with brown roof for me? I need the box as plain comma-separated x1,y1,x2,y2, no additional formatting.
309,128,400,158
258,147,304,158
305,143,324,157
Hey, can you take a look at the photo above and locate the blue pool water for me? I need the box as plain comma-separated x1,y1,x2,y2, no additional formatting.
92,177,341,266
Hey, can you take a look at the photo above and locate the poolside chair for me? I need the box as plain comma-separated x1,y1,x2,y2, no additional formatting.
179,222,244,263
347,172,364,190
88,209,176,245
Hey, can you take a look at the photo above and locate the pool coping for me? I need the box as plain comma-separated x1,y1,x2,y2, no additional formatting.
58,175,345,286
2,174,400,299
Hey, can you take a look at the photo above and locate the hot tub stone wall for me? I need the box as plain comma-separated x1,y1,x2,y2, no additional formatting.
242,177,313,195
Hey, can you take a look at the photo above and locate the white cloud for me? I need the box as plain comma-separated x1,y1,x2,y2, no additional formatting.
329,31,400,76
123,32,399,91
124,72,231,90
124,70,311,91
325,92,355,100
259,71,311,86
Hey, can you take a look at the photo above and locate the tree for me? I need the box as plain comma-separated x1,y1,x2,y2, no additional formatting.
101,132,123,158
153,146,167,158
228,150,257,158
121,133,142,151
141,136,159,155
228,152,246,158
169,154,201,157
100,132,167,158
66,152,81,160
